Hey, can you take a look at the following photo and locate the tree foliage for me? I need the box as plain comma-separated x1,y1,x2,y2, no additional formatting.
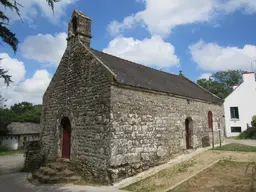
0,100,42,136
197,70,244,99
0,0,59,85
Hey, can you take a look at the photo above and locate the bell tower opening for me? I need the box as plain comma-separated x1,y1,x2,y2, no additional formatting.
67,10,92,47
72,16,78,33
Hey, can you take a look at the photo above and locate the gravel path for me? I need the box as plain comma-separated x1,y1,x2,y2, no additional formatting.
225,138,256,146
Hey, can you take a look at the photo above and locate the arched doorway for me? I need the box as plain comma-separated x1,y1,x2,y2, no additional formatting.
185,117,193,149
61,117,71,158
208,111,213,129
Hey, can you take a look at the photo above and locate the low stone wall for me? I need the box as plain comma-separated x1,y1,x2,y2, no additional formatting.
24,141,45,172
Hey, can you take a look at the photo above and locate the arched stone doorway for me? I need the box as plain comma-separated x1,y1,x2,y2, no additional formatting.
185,117,193,149
61,117,71,159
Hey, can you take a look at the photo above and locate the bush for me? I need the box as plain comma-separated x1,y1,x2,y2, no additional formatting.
0,145,11,152
238,127,256,140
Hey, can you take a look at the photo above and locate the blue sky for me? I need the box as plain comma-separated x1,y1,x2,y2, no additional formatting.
1,0,256,105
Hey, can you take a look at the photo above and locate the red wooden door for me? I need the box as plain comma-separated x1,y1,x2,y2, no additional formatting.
62,125,71,158
208,111,213,129
185,119,190,149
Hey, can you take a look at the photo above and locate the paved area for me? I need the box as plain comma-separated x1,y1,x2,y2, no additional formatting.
0,173,127,192
225,138,256,146
0,153,25,175
0,153,126,192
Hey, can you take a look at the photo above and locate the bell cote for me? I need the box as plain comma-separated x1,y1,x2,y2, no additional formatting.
67,10,92,47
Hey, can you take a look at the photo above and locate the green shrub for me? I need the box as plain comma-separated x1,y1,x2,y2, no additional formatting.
0,145,11,152
238,127,256,140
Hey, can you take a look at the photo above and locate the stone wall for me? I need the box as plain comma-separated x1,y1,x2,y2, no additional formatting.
108,85,224,181
24,141,44,172
40,36,113,184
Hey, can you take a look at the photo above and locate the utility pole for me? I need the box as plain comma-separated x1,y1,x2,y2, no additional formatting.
251,60,256,73
218,122,222,148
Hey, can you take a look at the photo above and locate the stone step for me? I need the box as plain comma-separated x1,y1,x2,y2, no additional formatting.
39,167,57,176
33,170,50,183
66,175,82,183
32,159,82,184
56,158,70,163
47,162,68,171
33,174,82,184
56,169,75,177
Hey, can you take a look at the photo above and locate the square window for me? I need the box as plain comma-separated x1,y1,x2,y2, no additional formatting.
231,127,241,133
230,107,239,119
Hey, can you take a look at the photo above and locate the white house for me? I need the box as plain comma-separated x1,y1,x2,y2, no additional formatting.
0,122,41,150
224,72,256,137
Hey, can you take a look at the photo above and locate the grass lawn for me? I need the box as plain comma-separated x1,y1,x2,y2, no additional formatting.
170,160,255,192
122,158,198,192
0,149,24,156
214,143,256,152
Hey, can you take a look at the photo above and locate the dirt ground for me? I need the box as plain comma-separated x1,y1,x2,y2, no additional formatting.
171,161,256,192
124,150,256,192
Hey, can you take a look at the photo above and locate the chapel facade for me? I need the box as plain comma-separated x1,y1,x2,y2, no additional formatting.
40,10,224,184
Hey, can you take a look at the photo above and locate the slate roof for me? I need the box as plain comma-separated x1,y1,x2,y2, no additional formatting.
7,122,41,135
91,49,223,104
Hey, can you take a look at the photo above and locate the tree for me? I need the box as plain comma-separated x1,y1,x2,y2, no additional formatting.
0,95,11,135
11,101,34,114
197,70,243,99
0,0,59,85
0,101,42,136
11,102,42,123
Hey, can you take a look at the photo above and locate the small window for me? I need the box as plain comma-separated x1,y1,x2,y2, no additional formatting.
72,16,78,33
231,127,241,133
230,107,239,119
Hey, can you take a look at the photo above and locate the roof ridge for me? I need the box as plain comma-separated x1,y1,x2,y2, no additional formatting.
90,48,223,104
180,75,223,101
91,48,179,78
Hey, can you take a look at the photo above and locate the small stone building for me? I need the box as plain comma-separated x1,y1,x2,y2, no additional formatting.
40,10,224,184
1,122,40,150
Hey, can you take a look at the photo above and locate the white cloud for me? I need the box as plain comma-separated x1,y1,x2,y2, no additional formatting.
20,33,67,66
16,70,51,94
108,0,256,37
218,0,256,14
199,73,212,80
103,36,179,68
2,0,78,24
0,53,26,84
108,15,140,36
189,40,256,71
0,53,51,106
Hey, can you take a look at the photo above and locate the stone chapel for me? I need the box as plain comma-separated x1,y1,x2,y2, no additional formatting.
39,10,224,184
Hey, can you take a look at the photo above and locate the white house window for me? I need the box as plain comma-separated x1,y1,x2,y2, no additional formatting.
231,127,241,133
230,107,239,119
